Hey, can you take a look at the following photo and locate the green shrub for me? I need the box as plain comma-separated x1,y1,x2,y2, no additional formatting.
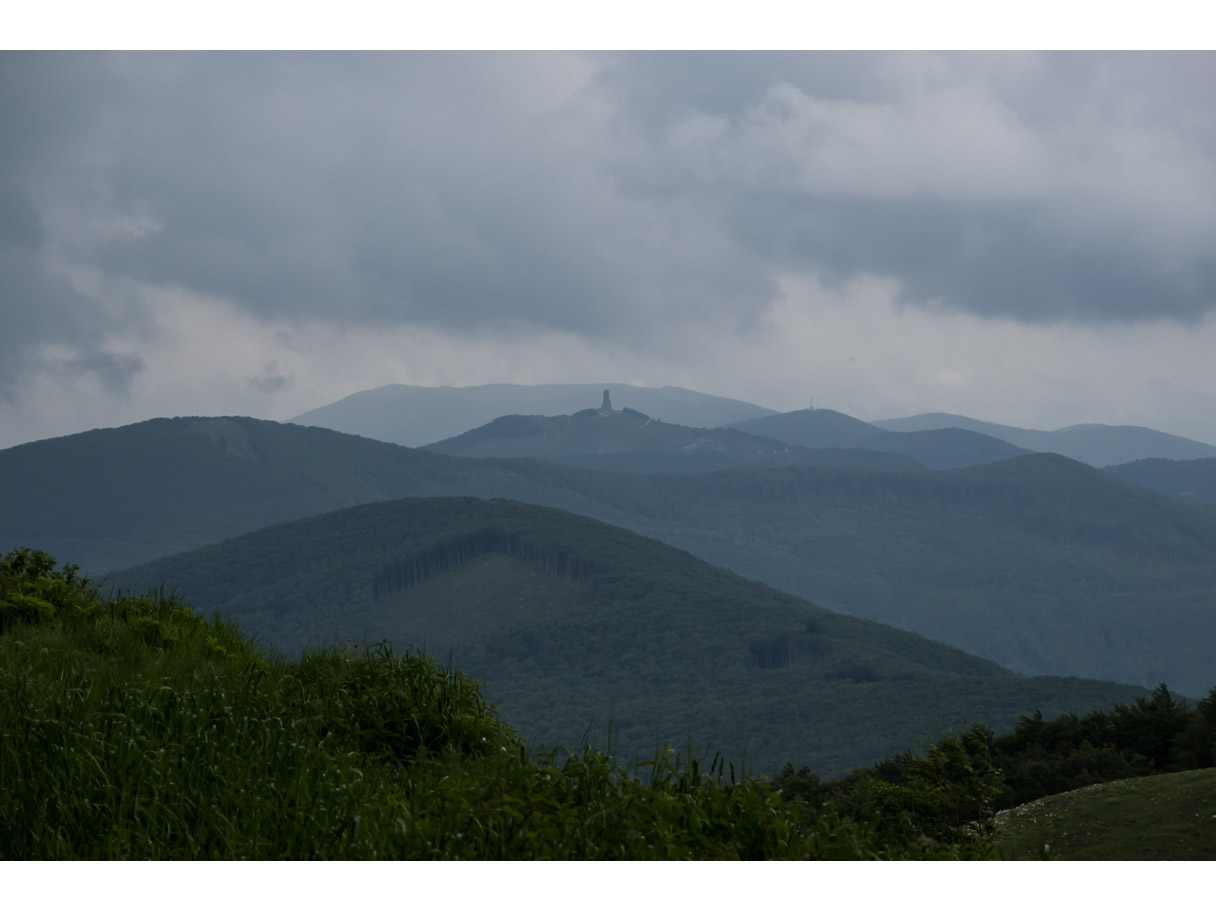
0,547,998,860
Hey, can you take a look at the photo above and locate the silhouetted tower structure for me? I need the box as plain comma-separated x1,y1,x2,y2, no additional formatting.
601,389,613,411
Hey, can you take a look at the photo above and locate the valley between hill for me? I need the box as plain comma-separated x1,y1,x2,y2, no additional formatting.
994,768,1216,860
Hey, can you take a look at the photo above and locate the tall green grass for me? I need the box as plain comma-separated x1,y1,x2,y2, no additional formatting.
0,548,994,860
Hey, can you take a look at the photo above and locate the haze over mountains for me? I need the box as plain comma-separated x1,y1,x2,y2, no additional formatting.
874,413,1216,466
290,383,776,448
292,382,1216,470
423,403,1027,473
4,403,1216,696
727,409,1030,469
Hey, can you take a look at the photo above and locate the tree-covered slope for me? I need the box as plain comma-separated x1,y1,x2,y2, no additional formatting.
729,409,1029,469
6,547,987,860
632,454,1216,696
108,497,1147,779
874,412,1216,466
0,417,443,572
423,407,922,474
7,546,1205,860
1104,457,1216,504
7,418,1216,695
0,416,649,575
729,408,889,449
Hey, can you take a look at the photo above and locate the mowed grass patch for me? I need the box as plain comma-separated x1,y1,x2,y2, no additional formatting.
995,768,1216,860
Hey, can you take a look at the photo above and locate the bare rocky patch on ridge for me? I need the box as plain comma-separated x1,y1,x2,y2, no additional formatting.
187,418,257,460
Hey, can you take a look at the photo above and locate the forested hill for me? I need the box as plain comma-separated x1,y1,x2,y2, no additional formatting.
729,409,1030,469
873,413,1216,466
1104,458,1216,504
107,496,1147,778
422,407,922,474
0,416,641,574
643,453,1216,695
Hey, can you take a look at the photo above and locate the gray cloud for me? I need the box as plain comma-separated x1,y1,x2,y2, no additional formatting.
6,51,1214,350
60,350,146,397
606,52,1216,323
16,53,738,338
726,195,1216,323
0,245,103,396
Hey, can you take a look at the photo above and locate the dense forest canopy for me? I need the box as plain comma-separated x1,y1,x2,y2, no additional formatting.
107,497,1153,778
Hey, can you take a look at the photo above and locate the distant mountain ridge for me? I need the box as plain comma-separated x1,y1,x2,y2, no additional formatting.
289,383,1214,470
874,412,1216,466
6,416,1216,695
423,406,922,474
289,383,777,448
0,416,608,574
1104,458,1216,504
729,409,1030,469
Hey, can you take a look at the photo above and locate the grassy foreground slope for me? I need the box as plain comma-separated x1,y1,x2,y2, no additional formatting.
0,548,988,860
643,454,1216,695
994,768,1216,860
109,497,1147,779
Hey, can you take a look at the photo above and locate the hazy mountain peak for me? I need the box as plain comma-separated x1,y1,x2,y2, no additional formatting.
420,406,920,474
728,408,1028,469
288,382,777,448
874,413,1216,466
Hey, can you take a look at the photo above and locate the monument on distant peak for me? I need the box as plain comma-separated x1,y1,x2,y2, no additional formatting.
601,389,613,411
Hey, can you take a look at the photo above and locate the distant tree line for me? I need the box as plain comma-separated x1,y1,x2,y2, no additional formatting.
991,682,1215,806
773,680,1216,845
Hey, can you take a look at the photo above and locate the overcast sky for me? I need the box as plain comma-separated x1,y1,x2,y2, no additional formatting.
3,50,1215,449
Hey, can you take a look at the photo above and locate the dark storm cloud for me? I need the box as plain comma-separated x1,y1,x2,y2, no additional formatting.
3,52,765,339
4,50,1215,365
1,53,153,393
0,242,144,403
727,195,1216,323
0,246,103,396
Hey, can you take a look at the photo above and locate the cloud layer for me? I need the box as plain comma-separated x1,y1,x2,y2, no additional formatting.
3,52,1214,447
